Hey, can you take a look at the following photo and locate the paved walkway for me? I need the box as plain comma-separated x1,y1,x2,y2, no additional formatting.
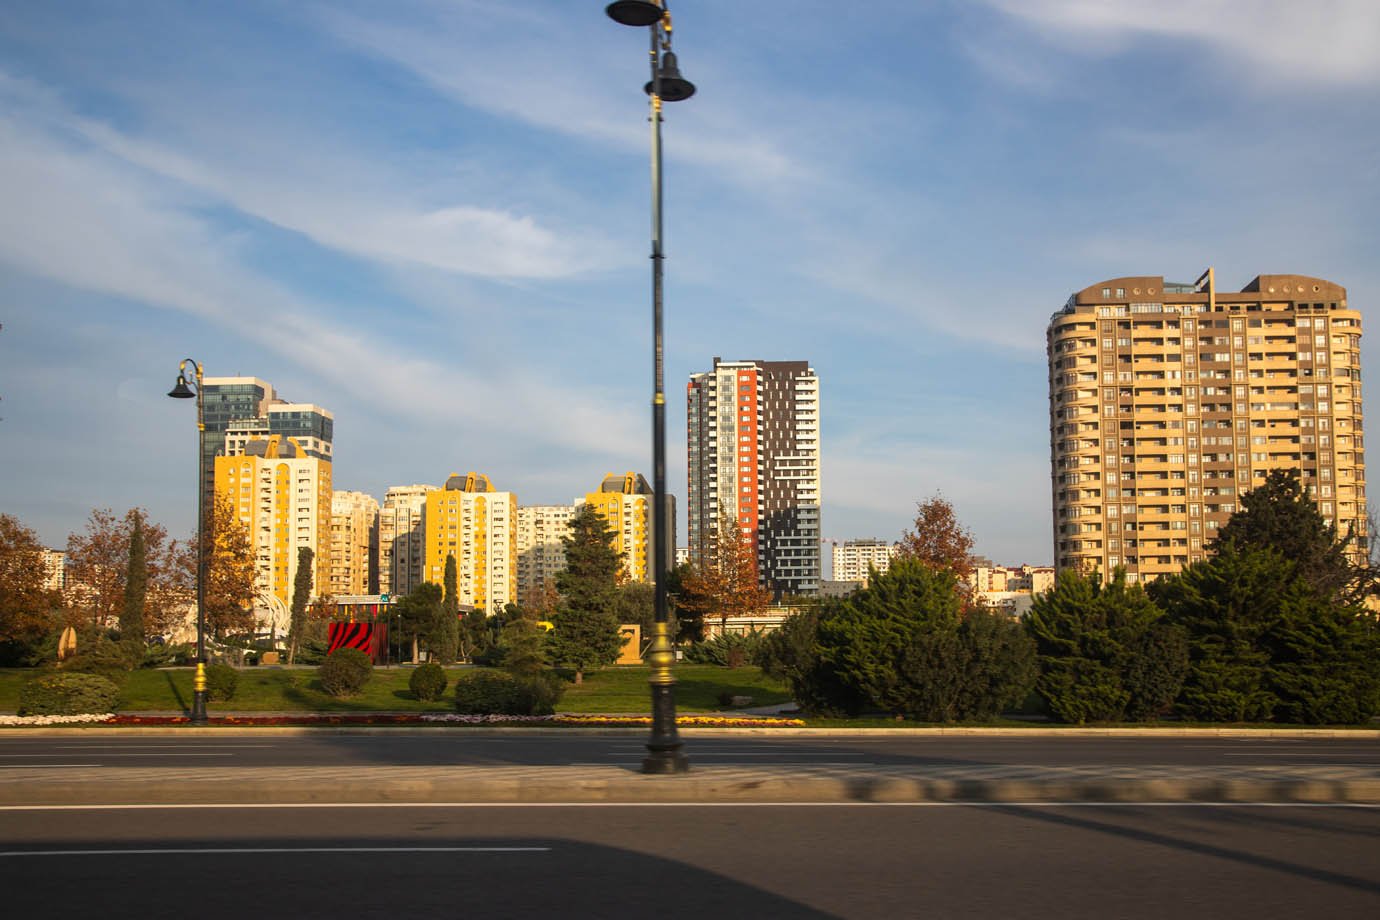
2,723,1377,807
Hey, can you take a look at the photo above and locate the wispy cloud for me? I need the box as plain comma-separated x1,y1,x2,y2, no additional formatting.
981,0,1380,88
0,79,642,462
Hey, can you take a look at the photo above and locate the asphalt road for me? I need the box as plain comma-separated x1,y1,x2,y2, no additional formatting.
1,803,1376,918
0,732,1375,769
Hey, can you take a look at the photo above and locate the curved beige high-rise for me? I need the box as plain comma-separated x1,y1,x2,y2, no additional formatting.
1047,271,1364,582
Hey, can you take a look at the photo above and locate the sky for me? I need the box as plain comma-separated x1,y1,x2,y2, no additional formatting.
2,0,1378,569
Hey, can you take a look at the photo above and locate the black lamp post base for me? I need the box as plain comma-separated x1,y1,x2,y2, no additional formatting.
189,690,209,725
643,682,689,774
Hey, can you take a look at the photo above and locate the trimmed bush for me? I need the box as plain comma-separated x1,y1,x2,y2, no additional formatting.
455,670,565,716
455,670,522,714
19,671,121,716
408,663,449,701
205,663,239,702
66,636,143,679
319,647,373,697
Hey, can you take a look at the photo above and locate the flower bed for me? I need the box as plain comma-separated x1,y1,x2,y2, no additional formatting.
1,713,806,728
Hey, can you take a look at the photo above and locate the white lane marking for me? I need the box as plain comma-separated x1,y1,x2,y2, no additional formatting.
0,753,234,759
0,802,1375,811
606,751,869,757
1222,752,1375,758
0,764,102,768
0,846,550,856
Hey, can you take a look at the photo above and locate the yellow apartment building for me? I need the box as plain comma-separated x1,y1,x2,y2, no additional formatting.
214,436,332,609
424,472,517,615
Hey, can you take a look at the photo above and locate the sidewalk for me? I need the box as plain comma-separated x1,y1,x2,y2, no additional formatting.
3,724,1377,807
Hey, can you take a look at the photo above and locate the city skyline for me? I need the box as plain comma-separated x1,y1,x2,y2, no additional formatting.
2,2,1378,566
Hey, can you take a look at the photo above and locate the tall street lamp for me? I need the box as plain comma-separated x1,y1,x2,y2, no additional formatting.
607,0,694,775
167,358,209,724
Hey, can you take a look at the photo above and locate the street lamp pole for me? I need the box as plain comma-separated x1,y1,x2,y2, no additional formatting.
606,0,694,775
168,358,209,724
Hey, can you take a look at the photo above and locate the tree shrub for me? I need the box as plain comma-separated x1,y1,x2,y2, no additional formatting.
65,635,143,679
808,559,1036,721
19,671,121,716
205,663,238,702
408,662,449,701
454,670,564,715
319,647,373,697
684,630,766,668
1026,569,1186,723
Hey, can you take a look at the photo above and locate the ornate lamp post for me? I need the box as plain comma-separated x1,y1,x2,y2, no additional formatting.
606,0,694,774
167,359,209,724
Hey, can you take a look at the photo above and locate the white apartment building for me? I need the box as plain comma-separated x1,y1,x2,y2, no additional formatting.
330,490,379,597
831,539,896,585
378,484,433,597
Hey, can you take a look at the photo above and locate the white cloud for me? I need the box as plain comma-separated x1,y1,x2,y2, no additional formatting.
982,0,1380,87
0,92,642,465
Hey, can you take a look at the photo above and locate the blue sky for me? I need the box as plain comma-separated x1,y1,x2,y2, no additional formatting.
2,1,1378,567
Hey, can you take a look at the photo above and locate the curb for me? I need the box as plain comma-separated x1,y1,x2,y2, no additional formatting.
3,768,1378,807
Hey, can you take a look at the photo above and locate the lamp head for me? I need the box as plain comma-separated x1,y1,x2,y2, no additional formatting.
606,1,665,27
167,375,196,399
645,50,695,101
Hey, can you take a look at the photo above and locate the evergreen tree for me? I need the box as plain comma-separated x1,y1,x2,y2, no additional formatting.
287,546,313,665
435,554,460,665
499,603,549,677
1026,569,1186,723
395,583,442,663
1212,468,1356,601
815,557,1035,721
550,505,623,683
1151,545,1288,722
119,512,147,641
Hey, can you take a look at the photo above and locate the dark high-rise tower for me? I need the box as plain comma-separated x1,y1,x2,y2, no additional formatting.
687,358,821,597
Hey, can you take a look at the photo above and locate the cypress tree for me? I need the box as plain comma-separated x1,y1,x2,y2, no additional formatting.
119,512,147,641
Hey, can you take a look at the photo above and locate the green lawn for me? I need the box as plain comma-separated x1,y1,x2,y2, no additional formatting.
0,665,792,715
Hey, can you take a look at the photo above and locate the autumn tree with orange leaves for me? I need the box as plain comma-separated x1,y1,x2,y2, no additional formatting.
679,504,771,640
65,507,185,638
0,514,61,644
896,495,977,598
178,494,257,637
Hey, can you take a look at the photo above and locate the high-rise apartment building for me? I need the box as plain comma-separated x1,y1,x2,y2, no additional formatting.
687,358,821,596
1048,271,1364,582
201,376,333,512
831,539,896,585
378,484,434,597
214,436,332,608
515,504,577,607
330,491,379,597
585,473,654,584
424,473,516,615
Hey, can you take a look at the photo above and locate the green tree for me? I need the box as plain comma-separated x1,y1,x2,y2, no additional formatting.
0,514,59,645
69,507,183,635
1026,569,1187,723
119,512,147,641
549,505,623,684
499,603,549,677
435,555,460,665
286,546,314,665
1154,541,1380,724
395,583,441,663
1212,468,1356,601
815,558,1036,721
1151,544,1288,722
755,602,862,717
